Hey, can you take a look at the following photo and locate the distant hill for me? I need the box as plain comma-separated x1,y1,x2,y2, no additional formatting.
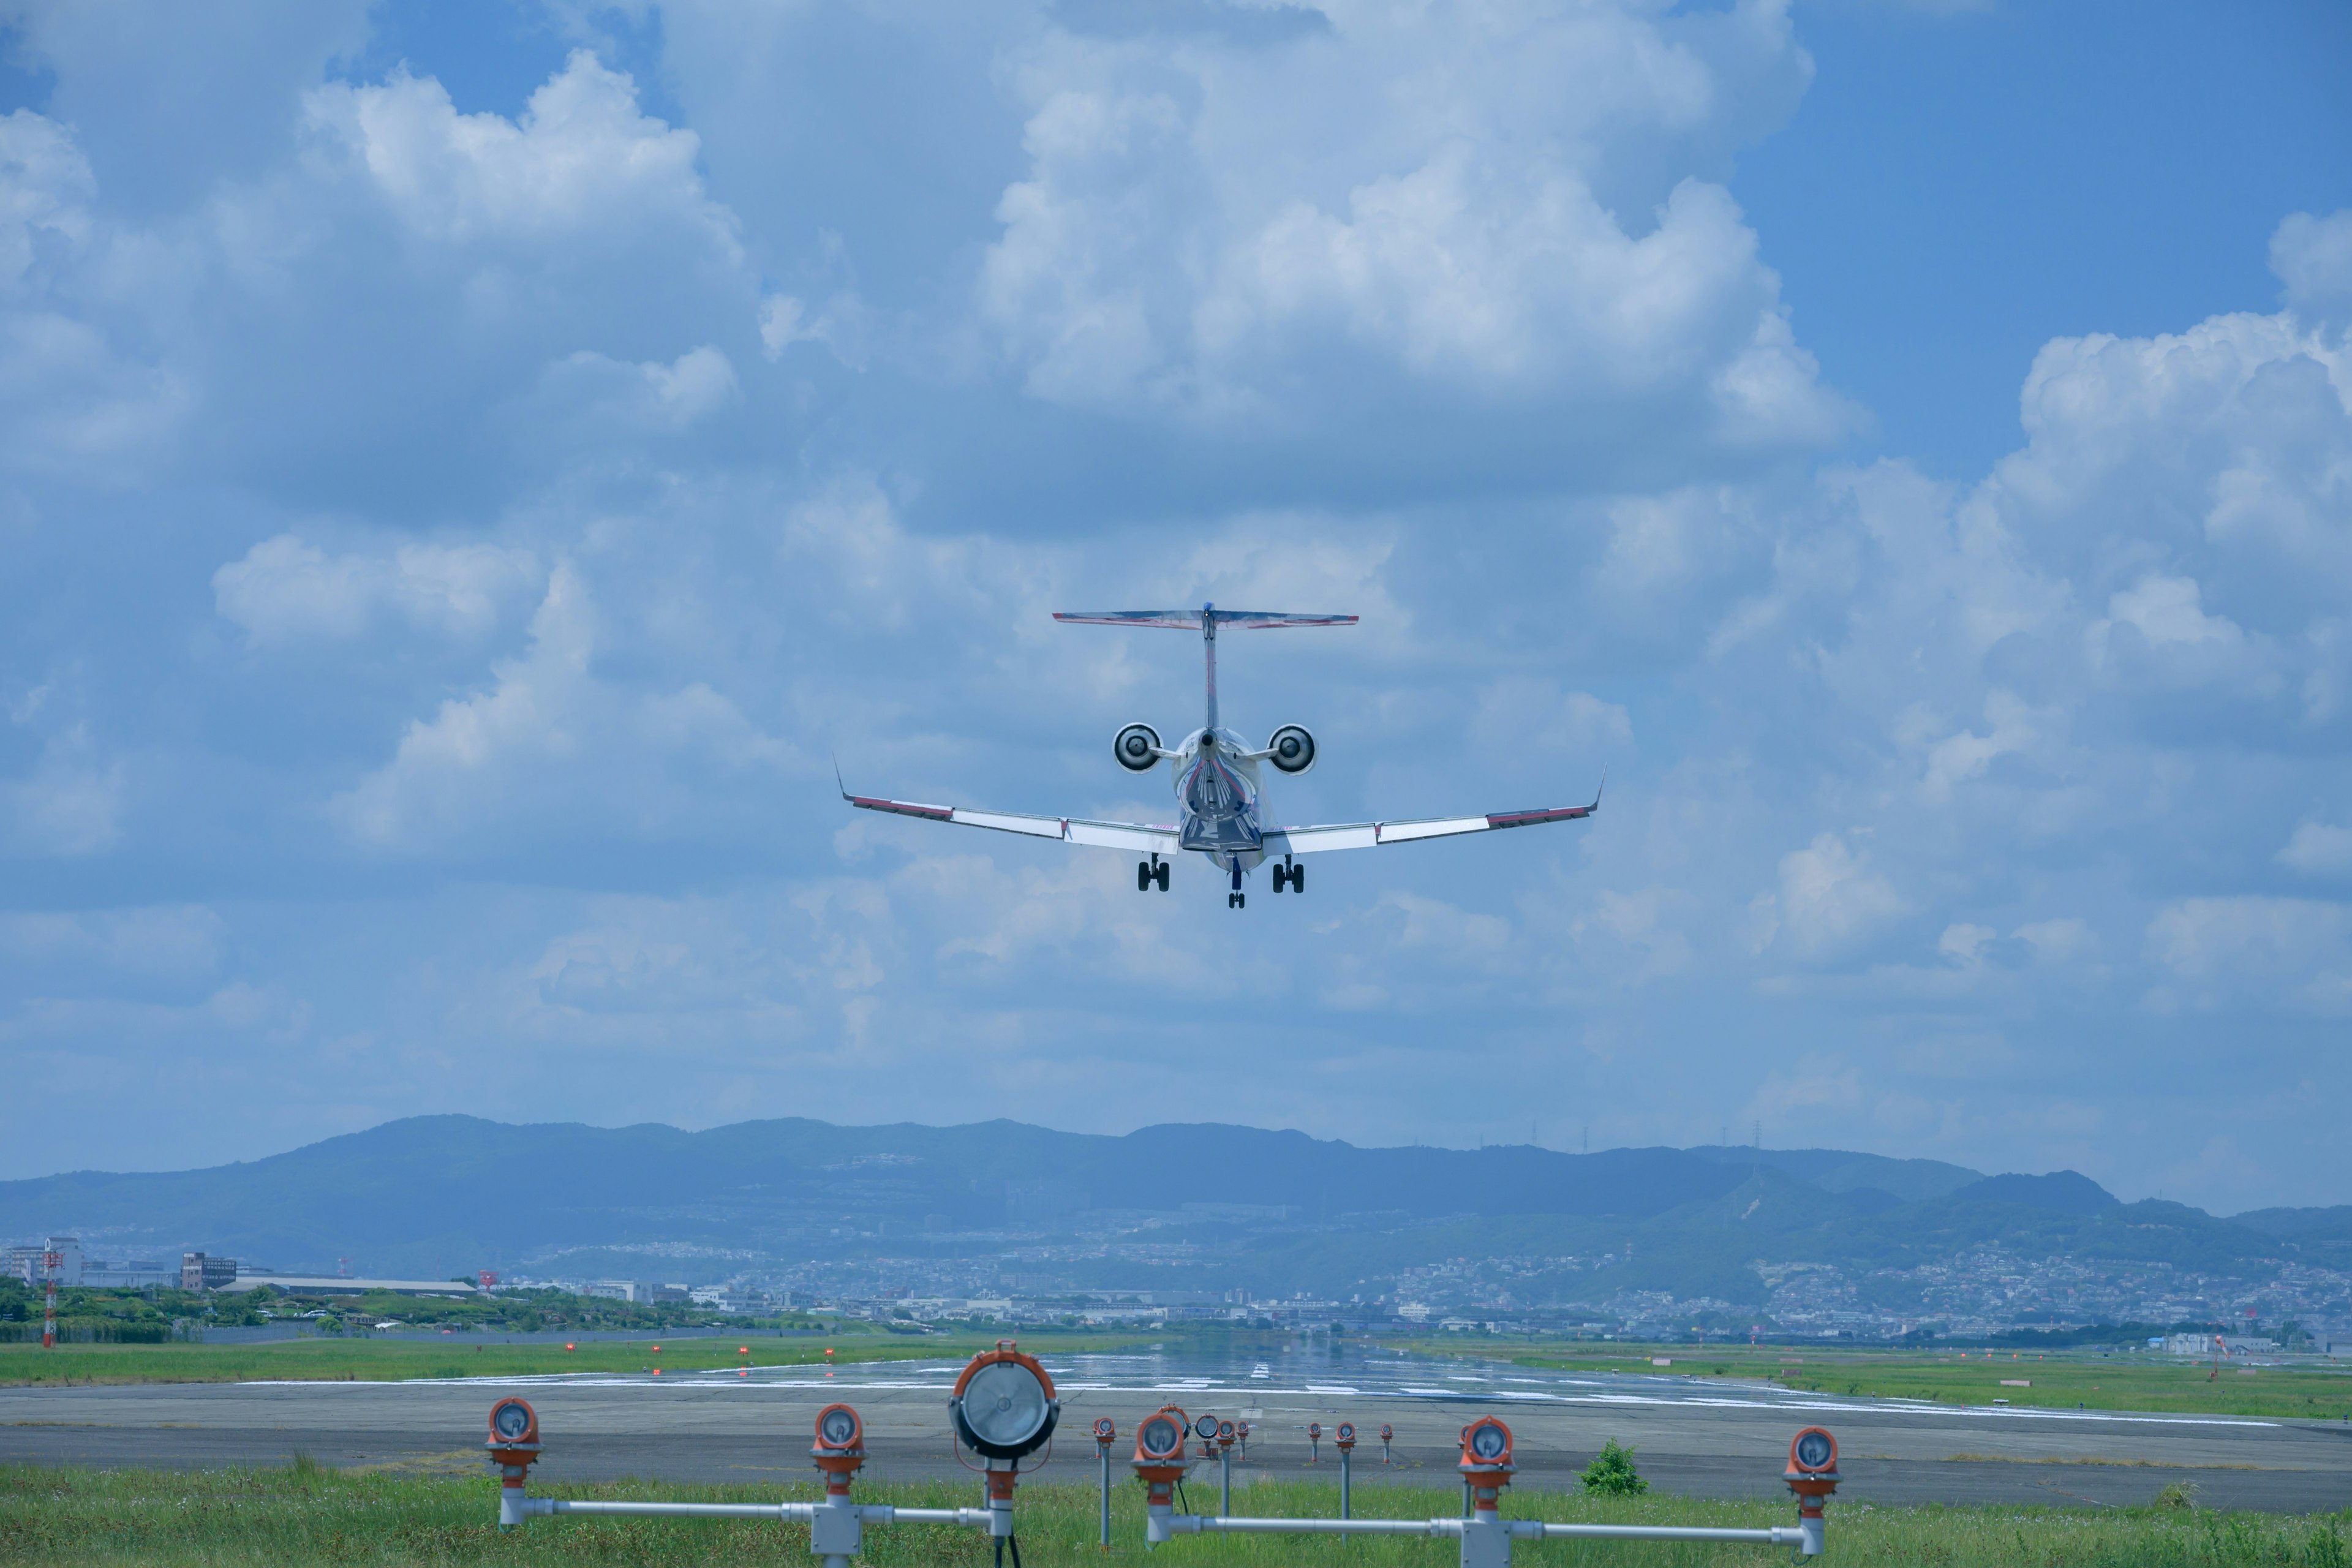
0,1115,2314,1304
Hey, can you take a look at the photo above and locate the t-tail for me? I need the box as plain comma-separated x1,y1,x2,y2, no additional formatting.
1052,604,1358,735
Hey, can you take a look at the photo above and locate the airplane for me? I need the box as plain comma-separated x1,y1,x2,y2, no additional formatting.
840,604,1600,908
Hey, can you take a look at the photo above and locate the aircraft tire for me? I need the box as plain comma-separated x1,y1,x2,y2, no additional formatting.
1292,864,1305,894
1155,864,1170,891
1137,861,1152,892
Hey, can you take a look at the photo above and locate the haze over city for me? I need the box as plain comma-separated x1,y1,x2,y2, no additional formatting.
1,0,2349,1221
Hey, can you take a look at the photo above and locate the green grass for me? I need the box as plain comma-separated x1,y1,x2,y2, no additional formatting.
2,1463,2347,1566
0,1330,1150,1388
1382,1340,2352,1423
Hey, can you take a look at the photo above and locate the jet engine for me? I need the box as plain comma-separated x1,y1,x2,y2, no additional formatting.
1265,724,1316,775
1113,723,1163,772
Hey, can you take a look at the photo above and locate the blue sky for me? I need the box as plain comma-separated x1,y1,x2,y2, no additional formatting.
1,0,2346,1212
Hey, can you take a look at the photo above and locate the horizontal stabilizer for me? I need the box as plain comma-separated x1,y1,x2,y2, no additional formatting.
1054,608,1357,629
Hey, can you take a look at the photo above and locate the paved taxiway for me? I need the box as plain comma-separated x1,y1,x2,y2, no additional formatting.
6,1365,2348,1513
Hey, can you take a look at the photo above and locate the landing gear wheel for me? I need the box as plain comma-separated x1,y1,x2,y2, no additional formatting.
1290,863,1305,894
1227,892,1245,909
1137,861,1152,892
1155,862,1170,892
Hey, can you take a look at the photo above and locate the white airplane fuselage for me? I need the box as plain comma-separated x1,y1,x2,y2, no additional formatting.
1169,725,1269,873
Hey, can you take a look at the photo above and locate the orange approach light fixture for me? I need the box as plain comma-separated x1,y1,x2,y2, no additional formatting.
1459,1415,1515,1512
949,1341,1061,1461
1785,1425,1841,1556
812,1403,866,1494
486,1398,541,1528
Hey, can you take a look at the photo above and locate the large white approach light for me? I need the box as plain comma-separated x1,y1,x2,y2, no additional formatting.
949,1343,1060,1461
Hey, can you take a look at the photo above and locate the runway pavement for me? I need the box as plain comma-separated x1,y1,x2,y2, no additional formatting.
6,1355,2349,1513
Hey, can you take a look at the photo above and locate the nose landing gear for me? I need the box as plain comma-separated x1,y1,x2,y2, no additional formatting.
1227,859,1245,910
1136,855,1170,892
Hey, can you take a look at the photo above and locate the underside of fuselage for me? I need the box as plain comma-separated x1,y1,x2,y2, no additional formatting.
1174,727,1266,875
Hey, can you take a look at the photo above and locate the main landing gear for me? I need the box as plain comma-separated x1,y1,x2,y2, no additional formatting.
1228,859,1245,910
1270,856,1305,895
1136,854,1170,892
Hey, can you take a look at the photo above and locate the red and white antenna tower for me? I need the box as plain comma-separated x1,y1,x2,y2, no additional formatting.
41,1248,61,1349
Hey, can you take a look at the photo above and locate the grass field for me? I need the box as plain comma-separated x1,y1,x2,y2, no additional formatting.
1390,1342,2352,1423
2,1463,2346,1566
0,1331,1145,1389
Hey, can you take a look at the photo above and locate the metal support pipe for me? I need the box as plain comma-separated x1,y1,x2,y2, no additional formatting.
528,1500,817,1521
1515,1521,1809,1546
1220,1448,1232,1515
1099,1447,1112,1550
1167,1515,1460,1538
1340,1447,1351,1520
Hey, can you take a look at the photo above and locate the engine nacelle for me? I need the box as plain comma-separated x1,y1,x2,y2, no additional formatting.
1265,724,1316,775
1113,723,1163,772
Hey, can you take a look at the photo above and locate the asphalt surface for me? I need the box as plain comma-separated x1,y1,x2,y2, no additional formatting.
6,1357,2349,1513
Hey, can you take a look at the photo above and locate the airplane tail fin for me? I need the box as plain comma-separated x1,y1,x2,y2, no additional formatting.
1052,609,1358,630
1056,603,1356,734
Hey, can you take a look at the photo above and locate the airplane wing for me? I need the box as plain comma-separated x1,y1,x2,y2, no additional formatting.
841,783,1180,853
1262,791,1600,856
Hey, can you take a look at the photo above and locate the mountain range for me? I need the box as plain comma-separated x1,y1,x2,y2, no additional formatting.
5,1116,2346,1309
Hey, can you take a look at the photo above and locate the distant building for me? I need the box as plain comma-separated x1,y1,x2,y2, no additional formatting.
220,1275,482,1298
7,1237,83,1286
84,1259,173,1287
584,1279,655,1303
688,1286,775,1315
182,1253,239,1291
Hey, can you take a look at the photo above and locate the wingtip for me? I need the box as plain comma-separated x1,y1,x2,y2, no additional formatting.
1591,767,1606,812
832,753,850,802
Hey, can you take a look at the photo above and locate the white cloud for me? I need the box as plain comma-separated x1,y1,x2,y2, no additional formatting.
213,533,541,645
331,564,797,851
1920,688,2036,801
2146,895,2352,1014
977,1,1845,445
2278,821,2352,877
302,53,740,259
2,724,123,855
532,344,740,432
1764,833,1905,961
0,108,92,289
2271,208,2352,325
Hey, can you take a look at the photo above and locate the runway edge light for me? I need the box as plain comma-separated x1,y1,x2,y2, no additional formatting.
1785,1425,1840,1558
1133,1404,1191,1545
486,1398,541,1529
1459,1415,1515,1512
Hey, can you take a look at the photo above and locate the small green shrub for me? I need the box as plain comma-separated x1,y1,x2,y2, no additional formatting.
1579,1438,1647,1496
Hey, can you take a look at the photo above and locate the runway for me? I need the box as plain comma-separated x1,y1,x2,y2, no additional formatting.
6,1353,2348,1513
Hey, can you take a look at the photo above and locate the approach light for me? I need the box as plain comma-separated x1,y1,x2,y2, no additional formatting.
1193,1411,1220,1443
1335,1422,1356,1450
1789,1428,1836,1475
949,1342,1060,1461
1378,1423,1393,1442
1135,1407,1189,1466
1093,1417,1117,1446
1216,1420,1235,1452
486,1396,543,1519
817,1404,862,1450
489,1398,538,1447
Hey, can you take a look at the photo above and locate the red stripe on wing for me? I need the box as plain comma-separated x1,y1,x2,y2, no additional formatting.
849,795,954,821
1486,804,1594,829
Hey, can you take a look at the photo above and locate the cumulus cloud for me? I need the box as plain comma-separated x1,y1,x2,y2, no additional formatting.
978,0,1848,453
302,53,739,259
330,565,798,852
213,534,541,645
2146,896,2352,1015
1755,834,1905,961
2277,821,2352,877
2271,208,2352,326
